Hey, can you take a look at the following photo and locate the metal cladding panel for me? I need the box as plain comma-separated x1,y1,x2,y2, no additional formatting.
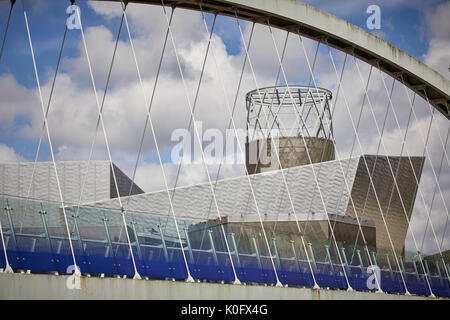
346,155,425,255
0,161,111,205
85,158,360,226
246,137,335,174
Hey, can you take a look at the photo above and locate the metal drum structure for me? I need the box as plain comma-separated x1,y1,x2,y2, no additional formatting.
246,85,335,174
0,0,449,299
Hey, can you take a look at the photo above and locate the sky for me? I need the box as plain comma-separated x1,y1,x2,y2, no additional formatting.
0,0,449,256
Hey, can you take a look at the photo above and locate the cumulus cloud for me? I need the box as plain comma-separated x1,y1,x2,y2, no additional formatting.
0,1,448,255
423,1,450,79
0,143,25,163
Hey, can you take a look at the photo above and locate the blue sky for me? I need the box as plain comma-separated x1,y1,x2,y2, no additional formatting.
0,1,449,254
301,0,435,58
0,0,447,89
0,0,448,171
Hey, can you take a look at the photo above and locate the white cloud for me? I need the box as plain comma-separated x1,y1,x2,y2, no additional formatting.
423,39,450,80
423,1,450,79
425,1,450,40
0,74,40,130
0,144,25,163
0,1,448,255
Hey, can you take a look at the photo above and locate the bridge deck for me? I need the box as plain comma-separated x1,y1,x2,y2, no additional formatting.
0,272,439,300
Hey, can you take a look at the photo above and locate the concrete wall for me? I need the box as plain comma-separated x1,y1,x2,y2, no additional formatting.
0,272,437,300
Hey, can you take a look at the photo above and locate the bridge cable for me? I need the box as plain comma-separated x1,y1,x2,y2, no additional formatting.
156,12,219,263
270,47,338,286
298,36,386,293
418,112,448,254
352,55,436,296
213,29,289,285
0,0,15,61
344,65,374,265
436,124,450,251
266,22,354,291
414,90,450,256
199,6,283,287
421,92,450,173
246,33,297,269
0,0,16,273
119,2,195,282
326,45,411,294
347,74,395,265
301,48,350,250
160,0,241,284
23,23,68,228
235,17,320,289
20,0,79,276
375,64,449,290
120,3,174,270
72,0,141,279
71,5,125,272
74,12,124,218
388,73,450,284
195,20,256,274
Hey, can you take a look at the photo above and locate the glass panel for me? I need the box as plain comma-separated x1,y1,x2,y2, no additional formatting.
1,195,447,298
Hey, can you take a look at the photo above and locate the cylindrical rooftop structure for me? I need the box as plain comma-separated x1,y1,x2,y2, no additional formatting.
245,85,335,174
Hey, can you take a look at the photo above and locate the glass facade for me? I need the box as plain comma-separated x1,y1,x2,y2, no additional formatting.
1,196,448,297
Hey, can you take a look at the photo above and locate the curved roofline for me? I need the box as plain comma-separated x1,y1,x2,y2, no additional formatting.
246,85,332,97
104,0,449,119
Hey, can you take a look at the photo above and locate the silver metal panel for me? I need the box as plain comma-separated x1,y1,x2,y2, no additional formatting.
85,158,360,226
0,161,111,205
346,155,425,255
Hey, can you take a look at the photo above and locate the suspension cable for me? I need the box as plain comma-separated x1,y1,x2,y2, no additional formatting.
348,73,395,263
194,21,256,271
161,8,218,237
436,123,450,251
0,0,15,61
72,0,141,279
0,0,16,273
119,2,195,282
299,37,386,293
345,64,373,264
352,56,435,296
266,22,354,291
326,46,411,294
75,12,124,218
161,10,217,242
72,6,125,268
199,7,283,287
0,210,12,272
23,25,68,227
379,66,450,287
380,73,450,284
20,0,79,275
305,48,349,249
422,93,450,173
160,0,241,284
413,90,450,254
236,18,322,289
